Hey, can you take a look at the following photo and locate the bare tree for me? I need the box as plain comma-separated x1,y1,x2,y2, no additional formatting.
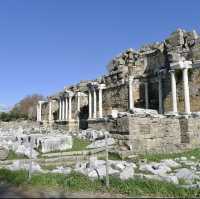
12,94,45,120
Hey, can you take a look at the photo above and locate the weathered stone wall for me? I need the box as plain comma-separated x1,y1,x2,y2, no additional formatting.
102,84,129,115
127,116,182,154
88,115,200,154
186,118,200,148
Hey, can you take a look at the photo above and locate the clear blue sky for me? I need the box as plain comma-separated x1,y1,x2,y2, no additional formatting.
0,0,200,107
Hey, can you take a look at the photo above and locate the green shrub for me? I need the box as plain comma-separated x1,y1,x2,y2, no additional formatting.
0,111,28,122
0,169,28,186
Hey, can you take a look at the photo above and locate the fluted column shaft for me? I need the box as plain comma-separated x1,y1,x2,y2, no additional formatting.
129,77,134,110
88,90,92,119
144,81,149,109
48,100,52,122
170,70,178,113
65,98,68,120
158,75,163,114
182,68,191,114
93,89,97,119
59,99,62,121
68,96,72,120
98,88,103,118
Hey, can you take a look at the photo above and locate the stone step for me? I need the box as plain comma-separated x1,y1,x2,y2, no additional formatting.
40,147,106,158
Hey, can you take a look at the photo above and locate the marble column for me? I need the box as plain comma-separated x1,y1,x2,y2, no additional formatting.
68,96,72,120
62,98,65,121
93,89,97,119
129,77,134,110
37,102,42,122
88,89,92,119
36,104,39,122
170,70,178,113
182,68,191,114
65,97,68,120
158,74,163,114
77,92,80,112
59,99,62,121
98,88,103,118
48,100,52,122
144,81,149,109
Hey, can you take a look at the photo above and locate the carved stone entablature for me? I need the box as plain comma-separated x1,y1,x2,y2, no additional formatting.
170,60,192,70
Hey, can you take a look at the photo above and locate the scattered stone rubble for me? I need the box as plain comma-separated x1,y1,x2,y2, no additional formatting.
0,121,73,157
75,129,109,141
3,154,200,189
2,121,200,189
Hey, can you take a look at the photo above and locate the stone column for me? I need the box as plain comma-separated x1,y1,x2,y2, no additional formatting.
59,99,62,121
37,102,42,122
170,70,178,113
36,104,39,121
88,89,92,119
129,77,134,110
98,87,103,118
40,102,43,121
65,97,68,120
182,68,191,114
77,92,80,112
158,74,163,114
68,96,72,120
62,98,65,121
144,81,149,109
48,100,52,122
93,89,97,119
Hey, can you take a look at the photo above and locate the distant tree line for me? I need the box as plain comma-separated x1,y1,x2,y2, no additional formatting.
0,94,45,122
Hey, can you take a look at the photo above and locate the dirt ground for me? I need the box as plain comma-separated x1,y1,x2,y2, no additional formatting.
0,184,127,198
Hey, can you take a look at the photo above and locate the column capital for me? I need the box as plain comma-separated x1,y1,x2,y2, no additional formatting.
170,60,192,70
143,78,148,84
169,69,176,73
38,100,46,105
98,84,106,90
128,76,134,83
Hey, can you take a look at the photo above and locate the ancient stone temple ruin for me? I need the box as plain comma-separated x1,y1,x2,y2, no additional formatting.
37,29,200,154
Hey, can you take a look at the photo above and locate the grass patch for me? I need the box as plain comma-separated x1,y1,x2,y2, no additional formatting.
0,168,200,197
99,152,122,161
40,164,58,170
137,148,200,162
70,138,91,152
7,150,28,160
109,176,200,197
